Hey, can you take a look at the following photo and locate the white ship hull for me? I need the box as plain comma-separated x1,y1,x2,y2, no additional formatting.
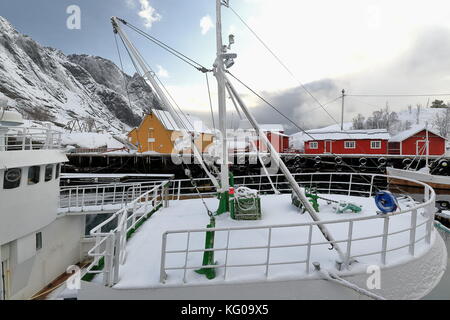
79,233,447,300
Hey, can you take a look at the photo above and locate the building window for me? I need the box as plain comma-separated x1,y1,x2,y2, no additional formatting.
55,163,61,179
44,164,53,182
36,232,42,251
28,166,40,185
3,168,21,189
344,141,356,149
309,141,318,149
371,141,382,149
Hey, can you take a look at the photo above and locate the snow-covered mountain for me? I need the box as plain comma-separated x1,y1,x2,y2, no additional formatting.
0,16,160,133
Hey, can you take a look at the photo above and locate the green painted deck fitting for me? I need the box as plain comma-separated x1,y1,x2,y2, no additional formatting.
195,217,217,280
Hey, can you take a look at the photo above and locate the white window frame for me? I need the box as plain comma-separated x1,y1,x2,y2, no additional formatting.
371,140,382,149
344,141,356,149
309,141,318,149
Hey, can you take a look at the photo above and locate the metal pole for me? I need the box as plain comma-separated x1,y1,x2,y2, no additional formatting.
425,121,429,170
225,77,345,260
111,17,219,190
214,0,229,194
341,89,345,131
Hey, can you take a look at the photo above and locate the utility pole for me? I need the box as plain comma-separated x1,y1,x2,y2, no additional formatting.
341,89,345,131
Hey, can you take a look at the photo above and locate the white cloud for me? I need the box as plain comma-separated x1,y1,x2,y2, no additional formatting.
157,0,450,131
200,15,214,35
125,0,136,9
138,0,161,28
156,65,169,78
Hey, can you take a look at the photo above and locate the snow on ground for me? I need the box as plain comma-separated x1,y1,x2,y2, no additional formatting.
103,193,429,289
60,132,124,149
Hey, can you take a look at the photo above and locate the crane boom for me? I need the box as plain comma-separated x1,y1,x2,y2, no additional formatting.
111,17,219,189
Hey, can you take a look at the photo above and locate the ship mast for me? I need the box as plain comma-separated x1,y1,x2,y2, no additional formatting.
217,0,344,259
214,0,230,201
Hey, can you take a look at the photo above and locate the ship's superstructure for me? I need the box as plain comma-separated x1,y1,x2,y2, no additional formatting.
0,109,85,300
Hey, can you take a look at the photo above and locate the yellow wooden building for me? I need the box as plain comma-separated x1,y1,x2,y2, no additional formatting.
128,109,214,154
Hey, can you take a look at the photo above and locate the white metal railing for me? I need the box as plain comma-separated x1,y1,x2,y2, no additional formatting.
0,126,62,151
59,181,160,213
159,172,436,284
150,172,391,200
84,180,170,286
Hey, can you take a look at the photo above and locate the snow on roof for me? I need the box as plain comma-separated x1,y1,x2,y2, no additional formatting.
304,129,390,141
238,119,284,132
152,109,212,134
389,125,446,142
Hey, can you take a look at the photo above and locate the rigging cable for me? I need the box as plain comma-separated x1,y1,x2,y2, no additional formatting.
227,5,397,159
205,73,216,131
228,5,341,126
118,19,211,73
225,71,385,191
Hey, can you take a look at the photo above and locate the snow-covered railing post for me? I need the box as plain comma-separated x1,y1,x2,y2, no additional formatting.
182,232,191,283
328,173,332,194
381,216,390,265
369,175,375,197
113,231,121,285
103,232,115,287
265,228,272,277
305,225,313,273
177,180,181,200
348,173,353,196
409,209,417,255
160,232,168,283
81,188,85,212
21,128,26,150
345,220,354,269
101,186,106,209
93,235,101,265
163,182,169,208
424,185,434,244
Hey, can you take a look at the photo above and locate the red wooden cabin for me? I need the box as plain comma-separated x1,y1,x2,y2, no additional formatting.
256,131,290,153
303,127,446,156
303,129,390,155
389,127,446,156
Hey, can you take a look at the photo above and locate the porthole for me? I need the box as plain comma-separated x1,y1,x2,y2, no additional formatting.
4,168,22,189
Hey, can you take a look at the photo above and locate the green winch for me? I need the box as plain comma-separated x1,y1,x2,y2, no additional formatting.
233,186,261,220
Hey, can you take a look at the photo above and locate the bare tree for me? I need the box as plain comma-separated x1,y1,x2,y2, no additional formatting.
352,113,365,129
432,105,450,137
416,104,421,125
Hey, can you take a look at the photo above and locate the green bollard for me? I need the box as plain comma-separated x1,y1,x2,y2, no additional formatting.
195,216,217,279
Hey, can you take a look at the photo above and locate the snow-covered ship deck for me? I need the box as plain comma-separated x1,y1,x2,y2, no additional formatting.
78,172,446,299
110,193,431,288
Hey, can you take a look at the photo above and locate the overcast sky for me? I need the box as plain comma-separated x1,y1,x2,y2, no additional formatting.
2,0,450,133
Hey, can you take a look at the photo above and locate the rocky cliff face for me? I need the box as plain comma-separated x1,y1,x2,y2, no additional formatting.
0,16,160,132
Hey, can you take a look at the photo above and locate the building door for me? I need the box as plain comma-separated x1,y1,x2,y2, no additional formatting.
416,140,427,156
324,140,332,154
1,260,7,300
